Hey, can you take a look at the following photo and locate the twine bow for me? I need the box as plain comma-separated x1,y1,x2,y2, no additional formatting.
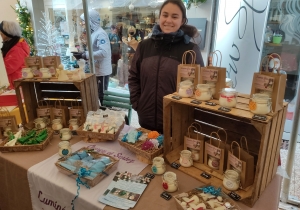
197,186,221,196
220,94,235,102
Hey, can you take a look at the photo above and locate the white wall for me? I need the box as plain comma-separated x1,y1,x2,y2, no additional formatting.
0,0,18,86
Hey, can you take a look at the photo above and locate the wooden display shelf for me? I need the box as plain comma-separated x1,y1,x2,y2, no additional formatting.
163,93,287,207
14,73,99,126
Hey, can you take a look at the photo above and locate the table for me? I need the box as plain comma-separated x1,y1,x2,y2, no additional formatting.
0,135,282,210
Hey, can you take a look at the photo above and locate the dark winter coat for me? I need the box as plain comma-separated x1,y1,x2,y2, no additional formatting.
128,26,204,133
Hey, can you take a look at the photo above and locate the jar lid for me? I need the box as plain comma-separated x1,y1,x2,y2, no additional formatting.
197,84,211,89
252,93,270,99
226,78,232,82
180,80,193,85
221,88,237,93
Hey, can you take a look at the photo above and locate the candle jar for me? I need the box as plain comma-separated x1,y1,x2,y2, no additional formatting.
191,149,200,161
219,88,237,108
58,141,72,157
223,170,240,191
69,119,79,131
249,93,272,115
179,150,193,167
59,128,72,141
22,68,34,78
52,119,63,132
40,68,52,78
34,118,46,129
151,157,166,175
195,84,212,101
208,155,220,170
178,80,194,98
3,127,12,137
206,81,216,95
162,171,178,192
226,78,233,88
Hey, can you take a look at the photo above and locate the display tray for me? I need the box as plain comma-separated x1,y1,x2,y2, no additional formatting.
0,128,53,152
118,128,164,164
174,186,241,210
55,147,119,187
77,122,125,143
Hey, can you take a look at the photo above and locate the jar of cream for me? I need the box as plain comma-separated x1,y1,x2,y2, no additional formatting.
178,80,194,98
195,84,212,101
249,93,272,115
223,170,240,191
219,88,237,108
208,155,220,170
58,141,72,157
162,171,178,192
206,81,216,95
179,150,193,167
151,157,166,175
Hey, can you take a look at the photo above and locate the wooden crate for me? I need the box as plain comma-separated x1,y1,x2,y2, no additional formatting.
14,74,99,126
163,93,287,207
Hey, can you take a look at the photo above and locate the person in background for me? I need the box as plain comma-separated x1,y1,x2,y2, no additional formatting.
109,25,121,76
73,9,112,105
128,0,204,133
0,20,29,89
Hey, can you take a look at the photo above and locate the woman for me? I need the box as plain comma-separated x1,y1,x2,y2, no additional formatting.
0,21,30,89
128,0,204,133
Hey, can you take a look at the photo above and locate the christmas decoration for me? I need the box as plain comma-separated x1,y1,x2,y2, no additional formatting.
11,0,35,56
182,0,207,9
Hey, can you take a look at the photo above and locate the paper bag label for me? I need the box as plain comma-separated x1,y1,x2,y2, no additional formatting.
70,109,82,117
53,108,63,116
205,143,221,159
26,57,40,66
0,119,13,127
179,66,196,78
228,153,242,172
43,57,56,66
37,108,51,116
202,69,218,82
254,74,274,91
185,137,201,150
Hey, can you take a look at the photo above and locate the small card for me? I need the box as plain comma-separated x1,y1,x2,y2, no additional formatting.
218,107,231,112
103,114,108,118
228,192,241,201
200,172,211,179
160,192,172,200
205,102,217,106
71,131,77,136
252,114,267,121
172,95,182,100
190,99,202,105
171,162,181,169
144,173,155,179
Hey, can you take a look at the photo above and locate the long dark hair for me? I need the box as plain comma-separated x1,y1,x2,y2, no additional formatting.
159,0,198,38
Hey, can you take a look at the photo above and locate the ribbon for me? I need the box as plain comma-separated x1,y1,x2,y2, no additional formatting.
220,94,235,102
71,167,91,210
196,186,222,196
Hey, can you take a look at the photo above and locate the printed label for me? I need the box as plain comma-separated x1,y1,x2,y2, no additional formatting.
252,114,267,121
202,69,218,82
185,137,201,150
228,192,241,201
205,143,221,159
172,95,182,100
171,162,181,169
70,109,82,117
180,66,196,78
190,99,201,105
160,192,172,200
205,102,217,106
218,107,231,112
53,109,63,116
200,172,211,179
37,108,51,116
0,119,12,127
254,74,274,91
228,153,242,172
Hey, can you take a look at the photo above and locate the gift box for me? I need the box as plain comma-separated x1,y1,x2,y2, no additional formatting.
0,90,18,106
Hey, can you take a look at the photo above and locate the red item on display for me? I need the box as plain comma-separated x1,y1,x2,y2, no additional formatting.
0,91,18,106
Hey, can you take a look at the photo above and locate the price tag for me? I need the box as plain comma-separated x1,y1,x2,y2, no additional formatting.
42,78,50,81
190,99,202,105
252,114,267,121
144,173,155,179
172,95,182,100
205,102,217,106
228,192,241,201
71,131,77,136
200,172,211,179
103,114,108,118
218,107,231,112
171,162,181,169
160,192,172,200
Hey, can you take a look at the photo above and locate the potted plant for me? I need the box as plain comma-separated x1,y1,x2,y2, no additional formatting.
182,0,207,9
272,32,283,44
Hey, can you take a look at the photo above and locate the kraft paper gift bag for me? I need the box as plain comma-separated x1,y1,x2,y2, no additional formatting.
69,98,84,126
200,50,226,99
0,107,18,137
184,122,205,164
176,50,200,92
250,53,287,112
204,132,225,175
52,98,70,127
227,137,254,189
217,128,230,172
42,56,61,77
25,56,43,77
36,100,53,126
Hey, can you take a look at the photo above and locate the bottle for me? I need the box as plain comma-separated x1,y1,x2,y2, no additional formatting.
264,26,273,43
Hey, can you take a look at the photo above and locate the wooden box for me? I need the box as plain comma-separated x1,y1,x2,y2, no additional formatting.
14,74,99,126
163,93,287,207
55,147,119,187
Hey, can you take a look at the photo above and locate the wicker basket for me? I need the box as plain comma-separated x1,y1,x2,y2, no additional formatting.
118,127,164,164
76,122,125,143
55,147,119,187
0,128,53,152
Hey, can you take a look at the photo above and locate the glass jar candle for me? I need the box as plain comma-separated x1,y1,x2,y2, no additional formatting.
34,118,46,129
151,157,166,175
219,88,237,108
225,78,233,88
59,128,72,141
162,171,178,192
69,119,79,131
58,141,72,157
195,84,212,101
178,80,194,98
206,81,216,95
208,155,220,170
40,68,52,78
191,149,200,161
22,68,34,78
179,150,193,167
52,119,63,131
249,93,272,115
223,170,240,191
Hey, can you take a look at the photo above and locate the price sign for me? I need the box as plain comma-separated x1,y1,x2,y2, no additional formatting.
200,172,211,179
171,162,181,169
205,102,217,106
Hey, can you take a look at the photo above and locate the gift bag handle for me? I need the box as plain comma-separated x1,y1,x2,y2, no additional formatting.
54,99,62,108
37,100,49,108
230,141,241,159
182,50,196,65
269,53,282,74
59,96,67,106
208,52,218,67
188,125,199,140
259,54,282,75
240,136,250,154
209,132,221,148
213,50,222,67
217,128,228,144
71,99,80,108
190,122,202,133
